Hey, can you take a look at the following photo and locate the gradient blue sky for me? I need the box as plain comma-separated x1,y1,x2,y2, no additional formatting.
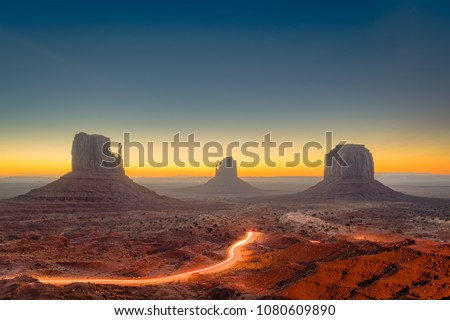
1,1,449,176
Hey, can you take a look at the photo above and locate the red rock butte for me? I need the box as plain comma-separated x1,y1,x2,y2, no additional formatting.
71,132,125,174
296,144,404,200
179,156,261,195
8,132,179,210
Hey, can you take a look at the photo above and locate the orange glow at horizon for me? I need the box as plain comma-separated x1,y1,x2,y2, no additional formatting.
1,141,449,177
1,158,449,177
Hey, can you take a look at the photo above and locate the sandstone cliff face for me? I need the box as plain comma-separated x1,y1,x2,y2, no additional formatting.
324,144,374,180
71,132,124,174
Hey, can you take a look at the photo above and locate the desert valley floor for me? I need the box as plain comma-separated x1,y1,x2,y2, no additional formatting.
0,198,449,299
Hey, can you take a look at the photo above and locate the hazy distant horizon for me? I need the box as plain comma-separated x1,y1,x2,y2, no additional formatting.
1,172,449,201
1,172,450,179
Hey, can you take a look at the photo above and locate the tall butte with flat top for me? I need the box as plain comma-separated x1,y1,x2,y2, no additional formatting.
324,144,374,180
297,144,403,200
11,132,178,210
71,132,124,174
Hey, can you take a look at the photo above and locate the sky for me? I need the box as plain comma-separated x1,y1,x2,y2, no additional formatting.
1,0,449,177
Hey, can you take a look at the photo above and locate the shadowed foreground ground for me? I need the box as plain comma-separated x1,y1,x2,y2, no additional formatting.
0,199,449,299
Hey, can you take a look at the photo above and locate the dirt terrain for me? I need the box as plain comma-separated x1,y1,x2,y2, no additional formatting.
0,198,449,299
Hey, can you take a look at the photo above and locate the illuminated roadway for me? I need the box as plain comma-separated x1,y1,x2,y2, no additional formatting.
35,231,257,286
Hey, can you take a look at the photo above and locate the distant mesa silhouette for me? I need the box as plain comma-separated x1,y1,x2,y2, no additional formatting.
8,132,179,210
282,144,405,201
180,156,262,195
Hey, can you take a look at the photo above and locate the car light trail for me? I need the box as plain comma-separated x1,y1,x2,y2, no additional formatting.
34,231,257,286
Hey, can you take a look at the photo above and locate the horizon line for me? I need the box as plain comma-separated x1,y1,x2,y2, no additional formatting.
1,172,449,179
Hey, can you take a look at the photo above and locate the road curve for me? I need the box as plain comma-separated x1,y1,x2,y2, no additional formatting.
36,231,257,286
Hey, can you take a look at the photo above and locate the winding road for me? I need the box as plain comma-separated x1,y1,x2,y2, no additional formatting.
36,231,257,286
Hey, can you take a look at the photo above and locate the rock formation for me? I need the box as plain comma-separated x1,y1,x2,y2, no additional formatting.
179,157,261,196
324,144,374,180
214,156,238,179
8,132,179,210
71,132,124,174
294,144,403,200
